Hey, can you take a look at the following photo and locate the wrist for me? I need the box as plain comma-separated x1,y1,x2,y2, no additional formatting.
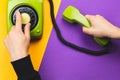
11,50,28,61
109,26,120,39
115,28,120,39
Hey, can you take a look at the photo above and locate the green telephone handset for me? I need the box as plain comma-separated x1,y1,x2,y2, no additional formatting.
7,0,43,38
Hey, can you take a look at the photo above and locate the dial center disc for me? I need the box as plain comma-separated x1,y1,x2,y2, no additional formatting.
21,13,31,24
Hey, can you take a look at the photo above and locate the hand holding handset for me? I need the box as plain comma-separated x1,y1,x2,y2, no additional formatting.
63,6,110,46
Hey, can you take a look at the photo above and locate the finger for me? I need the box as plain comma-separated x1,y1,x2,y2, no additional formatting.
24,23,31,40
85,15,95,21
96,14,103,17
16,11,22,30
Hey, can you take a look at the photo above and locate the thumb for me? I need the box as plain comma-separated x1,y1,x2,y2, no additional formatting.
24,23,31,40
85,15,95,22
82,27,94,36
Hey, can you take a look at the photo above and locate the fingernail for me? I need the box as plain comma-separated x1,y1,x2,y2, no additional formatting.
16,10,20,15
29,23,31,26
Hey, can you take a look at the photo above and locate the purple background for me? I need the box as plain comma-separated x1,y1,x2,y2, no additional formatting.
39,0,120,80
